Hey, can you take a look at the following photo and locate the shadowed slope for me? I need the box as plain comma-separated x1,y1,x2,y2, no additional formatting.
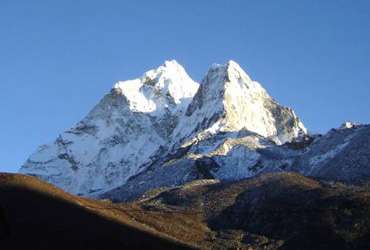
3,172,370,249
138,172,370,249
0,173,194,250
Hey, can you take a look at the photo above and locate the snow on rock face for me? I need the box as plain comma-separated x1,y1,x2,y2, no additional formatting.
175,60,306,145
104,123,370,202
20,60,199,195
112,60,199,115
19,60,306,196
292,124,370,184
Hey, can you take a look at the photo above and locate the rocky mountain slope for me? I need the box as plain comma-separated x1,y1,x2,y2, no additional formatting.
3,172,370,250
19,60,307,197
291,123,370,184
102,122,370,202
12,59,370,250
143,171,370,249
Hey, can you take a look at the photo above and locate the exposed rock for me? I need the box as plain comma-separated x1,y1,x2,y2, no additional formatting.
20,60,306,196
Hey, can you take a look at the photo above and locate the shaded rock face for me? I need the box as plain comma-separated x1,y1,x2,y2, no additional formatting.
19,60,306,196
291,124,370,184
101,131,277,202
97,123,370,203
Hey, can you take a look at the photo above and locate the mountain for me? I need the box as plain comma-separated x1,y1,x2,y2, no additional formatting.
11,59,370,249
291,123,370,184
3,172,370,250
19,60,306,197
19,60,370,203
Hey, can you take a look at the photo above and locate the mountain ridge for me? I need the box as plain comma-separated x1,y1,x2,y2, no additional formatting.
19,60,370,202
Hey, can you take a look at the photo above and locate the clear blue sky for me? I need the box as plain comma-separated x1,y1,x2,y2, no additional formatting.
1,1,370,172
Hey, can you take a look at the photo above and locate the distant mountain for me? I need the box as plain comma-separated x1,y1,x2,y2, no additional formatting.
291,123,370,184
19,61,370,202
19,60,306,196
13,59,370,250
2,172,370,249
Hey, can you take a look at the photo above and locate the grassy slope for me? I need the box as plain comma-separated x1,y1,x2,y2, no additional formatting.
0,173,195,250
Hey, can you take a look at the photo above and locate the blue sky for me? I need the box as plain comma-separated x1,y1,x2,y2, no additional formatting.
1,0,370,172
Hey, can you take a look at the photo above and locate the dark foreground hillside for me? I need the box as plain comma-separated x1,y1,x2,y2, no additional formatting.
0,173,194,250
2,172,370,249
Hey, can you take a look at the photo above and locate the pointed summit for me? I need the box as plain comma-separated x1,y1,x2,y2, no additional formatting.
20,60,307,197
207,60,264,94
181,60,306,144
112,60,199,114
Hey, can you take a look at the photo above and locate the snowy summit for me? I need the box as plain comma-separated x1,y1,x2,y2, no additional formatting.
20,60,332,199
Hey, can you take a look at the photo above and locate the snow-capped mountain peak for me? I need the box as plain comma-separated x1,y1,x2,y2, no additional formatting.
179,60,307,144
112,60,199,115
20,60,307,196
